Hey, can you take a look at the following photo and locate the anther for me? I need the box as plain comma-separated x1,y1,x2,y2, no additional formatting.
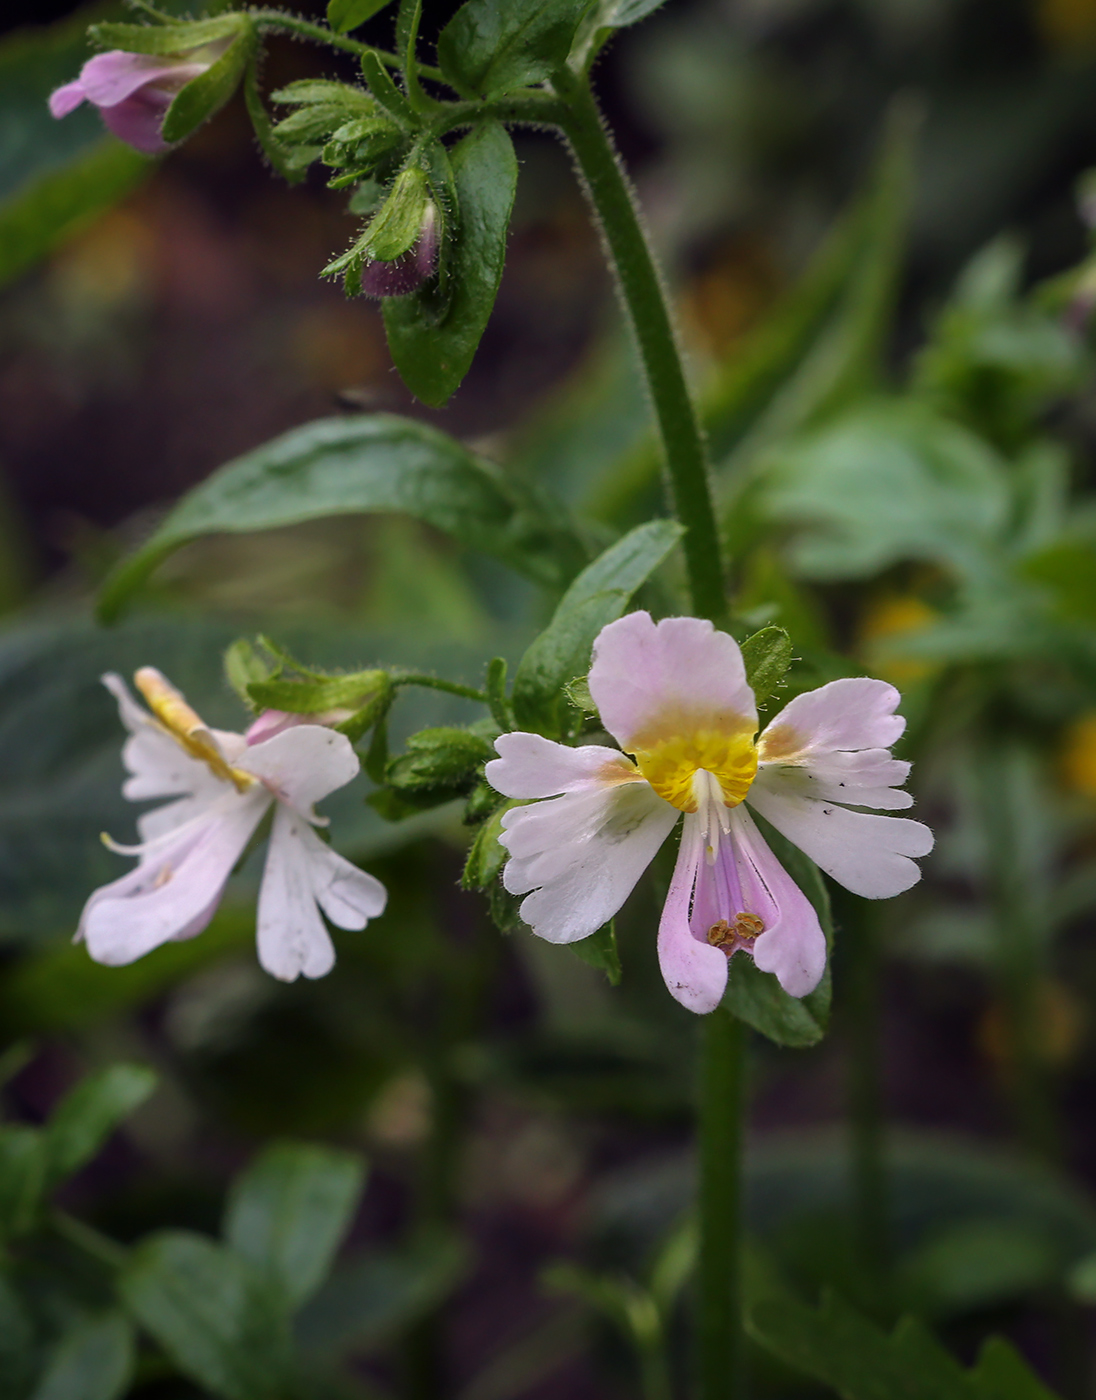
707,912,766,955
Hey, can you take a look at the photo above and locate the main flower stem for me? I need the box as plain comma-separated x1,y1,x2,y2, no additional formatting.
698,1007,746,1400
553,68,726,625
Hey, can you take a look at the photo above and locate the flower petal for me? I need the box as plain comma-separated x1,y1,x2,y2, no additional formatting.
49,79,88,118
256,807,335,981
746,781,932,898
238,725,360,812
486,732,641,799
78,792,268,965
758,749,914,810
656,818,729,1015
500,781,678,944
588,612,757,751
78,51,201,108
728,807,826,997
296,820,387,930
758,677,905,759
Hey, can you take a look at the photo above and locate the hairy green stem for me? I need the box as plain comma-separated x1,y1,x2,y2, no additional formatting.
697,1008,746,1400
552,68,726,624
392,673,488,704
250,9,446,84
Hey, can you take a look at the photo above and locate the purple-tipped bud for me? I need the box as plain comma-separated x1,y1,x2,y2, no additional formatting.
360,202,440,299
49,49,220,155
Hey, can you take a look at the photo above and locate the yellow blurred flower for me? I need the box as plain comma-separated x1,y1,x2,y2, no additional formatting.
1039,0,1096,48
858,595,939,686
1061,712,1096,796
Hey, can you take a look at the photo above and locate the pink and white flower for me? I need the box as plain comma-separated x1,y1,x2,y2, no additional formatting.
49,48,223,156
485,612,932,1015
77,667,386,981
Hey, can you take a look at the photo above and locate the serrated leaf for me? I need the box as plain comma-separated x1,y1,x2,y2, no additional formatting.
97,414,588,620
30,1313,134,1400
43,1063,156,1188
161,27,254,145
511,519,684,734
740,626,793,706
327,0,396,33
223,1142,367,1311
569,921,621,985
119,1232,291,1400
383,121,518,406
438,0,592,97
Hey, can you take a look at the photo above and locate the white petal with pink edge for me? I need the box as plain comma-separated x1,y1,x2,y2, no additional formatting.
500,782,678,944
656,819,730,1014
588,612,757,751
758,677,905,758
486,732,641,799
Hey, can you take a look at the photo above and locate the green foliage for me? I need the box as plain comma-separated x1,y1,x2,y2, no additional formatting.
437,0,593,98
97,415,589,620
747,1288,1059,1400
43,1063,156,1187
740,625,794,707
569,921,623,985
30,1313,134,1400
223,1142,367,1311
327,0,396,34
119,1232,292,1400
510,519,685,734
160,25,255,146
382,725,496,813
88,17,249,56
384,122,518,405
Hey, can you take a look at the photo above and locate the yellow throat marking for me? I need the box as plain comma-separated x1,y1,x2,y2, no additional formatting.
630,717,758,812
135,667,255,793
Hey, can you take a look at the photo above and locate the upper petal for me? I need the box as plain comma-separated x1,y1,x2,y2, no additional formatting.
102,674,228,804
78,51,199,108
759,677,904,760
500,781,678,944
589,613,757,752
49,79,88,118
656,818,729,1015
238,724,360,812
746,782,933,899
486,732,642,799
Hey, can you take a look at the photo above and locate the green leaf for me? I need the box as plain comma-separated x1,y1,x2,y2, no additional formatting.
0,1274,35,1399
569,0,669,68
119,1232,291,1400
739,626,793,707
898,1217,1062,1318
30,1313,135,1400
358,49,415,127
0,1127,45,1236
97,414,588,620
295,1234,465,1357
569,921,622,986
224,1142,367,1311
327,0,396,33
747,1289,1061,1400
511,519,684,734
438,0,591,96
973,1337,1059,1400
43,1063,157,1188
383,121,518,406
161,27,255,145
461,799,521,890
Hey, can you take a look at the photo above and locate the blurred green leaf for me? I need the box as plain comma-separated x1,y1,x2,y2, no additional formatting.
30,1313,134,1400
898,1217,1061,1318
295,1234,465,1357
570,921,622,986
327,0,395,33
43,1064,156,1188
740,626,793,707
437,0,590,97
0,1274,35,1399
511,519,684,733
0,1127,45,1236
98,415,586,620
759,400,1011,582
120,1231,291,1400
1020,538,1096,622
224,1142,367,1311
384,122,518,406
973,1338,1059,1400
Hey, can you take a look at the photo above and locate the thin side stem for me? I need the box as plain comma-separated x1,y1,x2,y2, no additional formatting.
697,1007,746,1400
50,1209,129,1270
552,68,725,623
251,10,447,84
392,673,488,703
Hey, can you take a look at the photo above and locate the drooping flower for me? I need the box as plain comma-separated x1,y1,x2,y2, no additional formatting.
49,48,224,156
484,612,932,1015
77,667,386,981
360,201,440,299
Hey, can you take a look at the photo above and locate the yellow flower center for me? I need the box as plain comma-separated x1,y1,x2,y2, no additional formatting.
630,716,758,813
135,667,255,793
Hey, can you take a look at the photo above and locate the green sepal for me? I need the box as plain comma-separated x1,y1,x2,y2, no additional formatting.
359,49,415,127
484,656,512,731
385,726,495,795
740,625,794,708
569,921,622,986
246,670,392,715
327,0,396,33
89,16,248,55
161,24,255,145
461,799,522,890
364,712,390,785
224,638,274,709
563,675,597,716
463,780,501,826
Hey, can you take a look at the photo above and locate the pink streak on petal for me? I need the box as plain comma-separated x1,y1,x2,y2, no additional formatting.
589,612,757,752
245,710,311,746
49,79,87,118
656,817,729,1015
729,807,826,998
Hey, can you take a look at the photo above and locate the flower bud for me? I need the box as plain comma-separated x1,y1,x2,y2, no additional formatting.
360,200,440,299
49,46,228,155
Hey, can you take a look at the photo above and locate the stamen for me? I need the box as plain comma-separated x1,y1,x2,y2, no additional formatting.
707,912,766,955
135,666,255,793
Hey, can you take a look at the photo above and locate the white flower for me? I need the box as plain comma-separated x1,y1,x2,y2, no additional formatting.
77,668,387,981
484,612,933,1015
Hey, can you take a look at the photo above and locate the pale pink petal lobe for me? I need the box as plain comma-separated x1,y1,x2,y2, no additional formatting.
656,819,729,1014
487,732,641,799
239,725,360,811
